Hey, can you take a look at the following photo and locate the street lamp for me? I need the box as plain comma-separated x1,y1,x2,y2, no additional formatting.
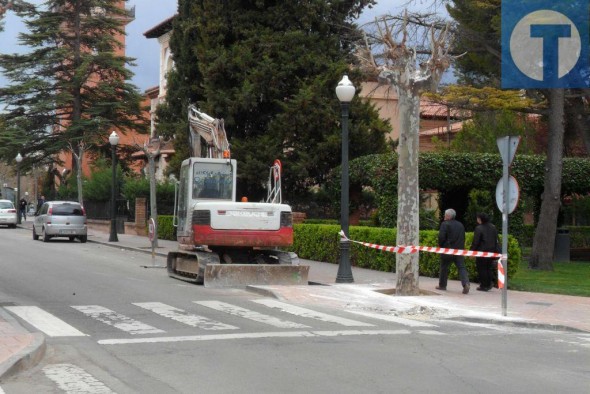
109,131,119,242
335,75,355,283
15,153,23,225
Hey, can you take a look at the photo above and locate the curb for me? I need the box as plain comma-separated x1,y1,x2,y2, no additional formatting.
87,238,169,258
447,316,589,333
0,309,46,379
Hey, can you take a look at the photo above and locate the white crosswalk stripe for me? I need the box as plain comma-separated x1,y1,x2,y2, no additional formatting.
72,305,164,335
253,299,374,327
4,306,87,337
194,300,310,329
43,364,115,393
133,302,239,330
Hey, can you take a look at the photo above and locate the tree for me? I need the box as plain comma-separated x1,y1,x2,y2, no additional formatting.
357,12,454,295
446,0,590,270
0,0,147,200
156,0,390,203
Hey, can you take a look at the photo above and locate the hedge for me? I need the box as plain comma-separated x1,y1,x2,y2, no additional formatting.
290,224,520,282
157,215,176,240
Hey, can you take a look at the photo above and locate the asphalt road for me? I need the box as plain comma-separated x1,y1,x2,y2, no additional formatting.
0,226,588,393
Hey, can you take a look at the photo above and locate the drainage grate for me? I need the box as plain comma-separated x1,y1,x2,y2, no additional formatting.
526,301,553,307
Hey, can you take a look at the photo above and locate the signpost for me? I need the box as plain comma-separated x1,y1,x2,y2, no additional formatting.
496,136,521,316
142,217,165,268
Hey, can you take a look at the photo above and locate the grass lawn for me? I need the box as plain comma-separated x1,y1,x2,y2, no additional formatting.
509,260,590,297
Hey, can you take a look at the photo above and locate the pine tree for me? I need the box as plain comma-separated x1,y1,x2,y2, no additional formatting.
0,0,147,175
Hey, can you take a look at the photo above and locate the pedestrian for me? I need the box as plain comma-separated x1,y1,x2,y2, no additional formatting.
19,197,27,221
437,208,470,294
37,195,45,207
470,212,500,291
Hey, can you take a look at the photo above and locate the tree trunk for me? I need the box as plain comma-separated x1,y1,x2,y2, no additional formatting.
76,147,83,206
529,89,565,270
395,88,421,295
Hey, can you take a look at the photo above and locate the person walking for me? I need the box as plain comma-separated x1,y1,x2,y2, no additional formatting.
37,195,45,208
470,212,500,291
437,208,470,294
19,197,27,221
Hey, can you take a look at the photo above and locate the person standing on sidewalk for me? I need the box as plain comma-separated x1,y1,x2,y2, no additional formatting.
19,197,27,221
437,208,470,294
470,212,500,291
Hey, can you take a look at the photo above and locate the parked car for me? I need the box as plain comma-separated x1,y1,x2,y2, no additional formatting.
33,201,87,242
0,200,17,228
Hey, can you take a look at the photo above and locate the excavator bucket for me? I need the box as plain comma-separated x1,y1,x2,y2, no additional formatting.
203,264,309,288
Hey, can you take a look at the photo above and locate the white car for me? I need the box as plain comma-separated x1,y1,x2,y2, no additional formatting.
0,200,18,228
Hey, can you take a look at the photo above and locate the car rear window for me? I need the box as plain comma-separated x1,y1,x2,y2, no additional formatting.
51,204,84,216
0,202,14,209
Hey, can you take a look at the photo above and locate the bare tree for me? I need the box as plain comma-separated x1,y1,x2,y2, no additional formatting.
134,137,161,247
357,12,454,295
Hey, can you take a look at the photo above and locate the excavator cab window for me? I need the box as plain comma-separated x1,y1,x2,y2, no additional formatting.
193,163,233,200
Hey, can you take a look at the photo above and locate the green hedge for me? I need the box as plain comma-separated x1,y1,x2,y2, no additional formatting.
157,215,176,240
291,224,520,282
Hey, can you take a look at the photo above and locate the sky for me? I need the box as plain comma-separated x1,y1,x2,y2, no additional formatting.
0,1,443,92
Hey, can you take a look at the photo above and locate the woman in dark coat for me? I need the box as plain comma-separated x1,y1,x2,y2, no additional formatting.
470,213,499,291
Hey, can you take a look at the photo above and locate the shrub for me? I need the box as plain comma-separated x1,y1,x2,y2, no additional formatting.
157,215,176,240
291,224,520,282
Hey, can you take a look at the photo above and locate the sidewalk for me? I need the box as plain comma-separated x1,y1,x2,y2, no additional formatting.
2,223,589,378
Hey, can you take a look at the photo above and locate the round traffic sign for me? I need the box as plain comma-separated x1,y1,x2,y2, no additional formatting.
148,217,156,242
496,176,520,214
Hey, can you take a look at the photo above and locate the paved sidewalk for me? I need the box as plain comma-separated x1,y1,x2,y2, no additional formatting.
2,223,589,379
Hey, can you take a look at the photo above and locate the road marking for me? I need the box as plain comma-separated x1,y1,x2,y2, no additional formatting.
417,330,446,335
194,301,309,329
343,310,437,328
98,329,411,345
133,302,239,330
253,299,374,327
5,306,87,337
43,364,115,393
72,305,164,335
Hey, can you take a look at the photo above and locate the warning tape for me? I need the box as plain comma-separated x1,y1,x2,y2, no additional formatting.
339,230,503,259
498,260,505,289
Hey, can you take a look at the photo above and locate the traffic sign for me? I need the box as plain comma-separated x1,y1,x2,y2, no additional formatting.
497,136,521,166
496,176,520,214
148,218,156,242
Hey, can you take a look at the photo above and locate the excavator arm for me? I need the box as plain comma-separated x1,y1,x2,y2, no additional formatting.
188,105,230,159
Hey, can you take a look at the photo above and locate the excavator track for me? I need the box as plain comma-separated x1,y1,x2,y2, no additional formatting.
167,251,220,284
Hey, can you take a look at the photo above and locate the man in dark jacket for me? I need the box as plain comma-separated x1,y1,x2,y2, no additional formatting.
470,212,499,291
437,208,470,294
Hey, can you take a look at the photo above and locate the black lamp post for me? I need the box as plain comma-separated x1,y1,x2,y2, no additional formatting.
15,153,23,225
109,131,119,242
335,75,355,283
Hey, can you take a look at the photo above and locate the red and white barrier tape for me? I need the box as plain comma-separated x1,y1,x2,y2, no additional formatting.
497,260,505,289
339,230,503,259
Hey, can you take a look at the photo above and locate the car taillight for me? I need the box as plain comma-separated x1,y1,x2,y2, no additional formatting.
48,207,53,215
192,210,211,225
8,209,16,213
280,211,293,228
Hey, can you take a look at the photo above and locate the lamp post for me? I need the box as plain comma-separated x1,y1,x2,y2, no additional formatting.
109,131,119,242
15,153,23,225
335,75,355,283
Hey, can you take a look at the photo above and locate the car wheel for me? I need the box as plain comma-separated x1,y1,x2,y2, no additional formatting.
33,226,39,240
42,227,51,243
79,235,87,243
69,236,75,242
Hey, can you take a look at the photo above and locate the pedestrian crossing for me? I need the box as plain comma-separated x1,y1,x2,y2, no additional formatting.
5,298,443,342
